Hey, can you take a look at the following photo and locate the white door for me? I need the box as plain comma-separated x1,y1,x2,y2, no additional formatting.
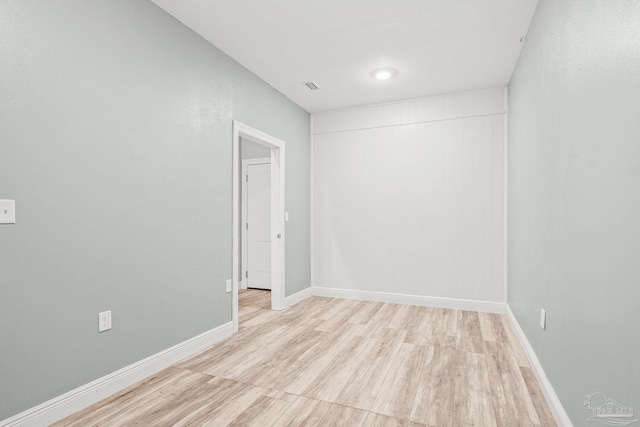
247,163,271,290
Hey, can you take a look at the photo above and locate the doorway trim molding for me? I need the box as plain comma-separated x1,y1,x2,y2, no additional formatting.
241,157,271,291
232,121,286,333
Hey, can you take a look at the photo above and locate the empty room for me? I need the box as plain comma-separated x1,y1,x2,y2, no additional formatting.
1,1,638,426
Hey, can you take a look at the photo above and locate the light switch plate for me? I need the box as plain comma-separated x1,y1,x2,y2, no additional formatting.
225,279,232,293
540,308,546,330
285,212,289,222
0,200,16,224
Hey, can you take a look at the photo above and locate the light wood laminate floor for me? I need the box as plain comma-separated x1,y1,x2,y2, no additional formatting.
54,290,556,426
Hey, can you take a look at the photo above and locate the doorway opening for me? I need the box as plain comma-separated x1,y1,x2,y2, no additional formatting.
232,121,285,333
242,157,272,291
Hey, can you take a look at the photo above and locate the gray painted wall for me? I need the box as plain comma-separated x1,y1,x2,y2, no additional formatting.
508,0,640,424
0,0,309,419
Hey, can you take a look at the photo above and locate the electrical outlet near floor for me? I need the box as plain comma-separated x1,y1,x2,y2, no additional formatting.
99,310,112,333
540,308,546,330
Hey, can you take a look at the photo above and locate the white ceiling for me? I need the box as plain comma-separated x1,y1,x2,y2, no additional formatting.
150,0,538,113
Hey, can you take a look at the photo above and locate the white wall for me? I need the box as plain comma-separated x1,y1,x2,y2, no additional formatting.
312,88,506,309
241,137,271,160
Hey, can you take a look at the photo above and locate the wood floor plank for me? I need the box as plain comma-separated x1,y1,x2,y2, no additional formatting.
453,351,497,427
314,299,369,335
334,328,406,411
290,296,335,320
404,306,437,345
484,340,541,426
500,315,530,367
316,400,369,426
457,310,485,354
443,308,459,337
92,370,212,426
371,342,427,419
175,380,266,426
520,367,558,427
410,338,457,426
239,288,271,310
272,396,329,426
247,337,330,389
125,379,220,426
347,300,385,325
315,297,355,322
359,303,401,338
274,323,365,394
55,290,557,427
227,395,293,427
176,322,286,373
224,325,329,388
200,326,291,378
387,303,412,329
265,388,299,402
478,312,498,342
365,412,428,427
302,335,377,402
52,367,190,427
239,307,275,328
489,314,511,343
273,397,369,427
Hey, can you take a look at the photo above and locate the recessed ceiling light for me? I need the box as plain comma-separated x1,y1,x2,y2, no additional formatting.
372,68,397,80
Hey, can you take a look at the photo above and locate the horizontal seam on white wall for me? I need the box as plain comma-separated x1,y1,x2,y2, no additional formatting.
312,86,508,116
312,111,506,135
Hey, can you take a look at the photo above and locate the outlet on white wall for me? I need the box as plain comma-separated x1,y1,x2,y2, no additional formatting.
225,279,232,293
540,308,546,330
98,310,112,332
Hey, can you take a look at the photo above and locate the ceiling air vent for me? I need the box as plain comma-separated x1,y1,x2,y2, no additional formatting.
304,81,320,91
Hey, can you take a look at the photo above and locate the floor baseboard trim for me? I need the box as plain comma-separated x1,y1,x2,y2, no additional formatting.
281,286,313,309
0,322,234,427
506,305,573,427
311,287,505,313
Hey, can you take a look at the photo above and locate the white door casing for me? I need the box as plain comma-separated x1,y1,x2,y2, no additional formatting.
232,121,286,333
244,161,271,290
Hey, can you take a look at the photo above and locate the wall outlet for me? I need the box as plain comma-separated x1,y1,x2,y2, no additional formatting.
0,199,16,224
225,279,232,293
540,308,546,330
99,310,112,332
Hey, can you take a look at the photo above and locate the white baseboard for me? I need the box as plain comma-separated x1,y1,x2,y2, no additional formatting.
0,322,234,427
506,305,573,427
281,286,313,309
311,287,505,314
